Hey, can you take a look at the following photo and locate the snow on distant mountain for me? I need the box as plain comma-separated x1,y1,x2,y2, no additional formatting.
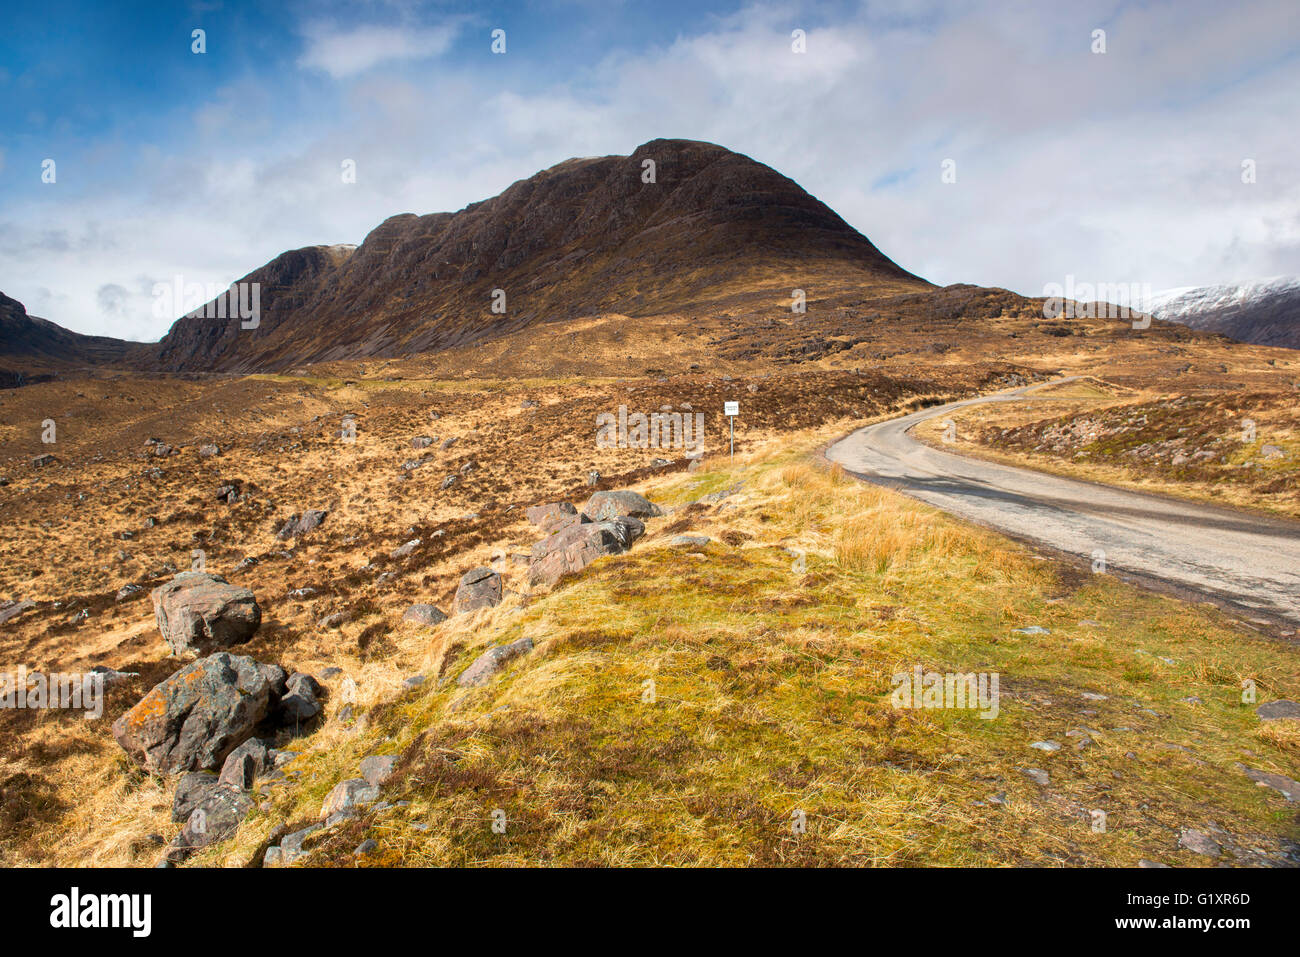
1138,277,1300,349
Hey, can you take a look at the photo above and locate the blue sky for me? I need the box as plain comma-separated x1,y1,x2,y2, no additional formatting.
2,0,1297,340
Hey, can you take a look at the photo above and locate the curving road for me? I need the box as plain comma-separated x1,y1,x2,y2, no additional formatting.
826,381,1300,625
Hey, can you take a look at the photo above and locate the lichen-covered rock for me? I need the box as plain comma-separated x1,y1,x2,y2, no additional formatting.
581,489,663,521
452,567,502,615
151,571,261,655
111,653,273,774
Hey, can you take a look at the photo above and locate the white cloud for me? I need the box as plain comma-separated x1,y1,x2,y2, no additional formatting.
5,0,1298,340
296,21,463,79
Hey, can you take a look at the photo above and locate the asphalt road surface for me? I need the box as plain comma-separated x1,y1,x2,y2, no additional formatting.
826,382,1300,625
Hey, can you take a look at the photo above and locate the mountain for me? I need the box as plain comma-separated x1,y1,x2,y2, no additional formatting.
1140,277,1300,349
148,138,928,372
0,292,141,386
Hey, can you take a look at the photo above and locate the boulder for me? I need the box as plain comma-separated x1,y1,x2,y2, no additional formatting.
217,737,270,790
151,571,261,655
453,567,502,614
402,603,448,626
111,653,273,774
529,517,644,587
277,509,328,540
457,637,535,688
581,490,662,521
279,673,323,724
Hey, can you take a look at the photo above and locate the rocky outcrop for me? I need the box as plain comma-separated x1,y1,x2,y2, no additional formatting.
582,490,663,522
529,517,645,586
150,571,261,655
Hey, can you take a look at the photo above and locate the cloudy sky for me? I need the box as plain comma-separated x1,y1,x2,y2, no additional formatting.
2,0,1297,341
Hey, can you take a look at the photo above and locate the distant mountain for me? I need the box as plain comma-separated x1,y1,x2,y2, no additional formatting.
1140,277,1300,350
146,138,929,372
0,292,140,386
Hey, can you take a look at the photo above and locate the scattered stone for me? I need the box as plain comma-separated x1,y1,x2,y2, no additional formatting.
649,457,671,468
402,675,425,690
277,509,328,540
587,470,600,486
1138,859,1171,868
1178,828,1221,857
1021,768,1050,785
1080,691,1108,701
318,611,348,630
32,453,58,468
354,839,379,856
670,534,711,547
1013,626,1050,635
1260,444,1286,460
402,603,448,626
453,566,502,614
1256,700,1300,721
1030,740,1061,752
441,474,459,490
115,584,143,602
112,652,273,773
441,436,458,450
389,538,421,559
0,599,36,625
198,444,220,458
1239,765,1299,802
457,637,535,688
582,489,663,521
410,436,433,449
320,778,381,820
151,571,261,656
360,754,397,787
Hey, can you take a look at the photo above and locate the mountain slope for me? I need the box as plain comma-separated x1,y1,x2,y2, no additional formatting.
0,292,140,386
1141,277,1300,349
149,138,929,372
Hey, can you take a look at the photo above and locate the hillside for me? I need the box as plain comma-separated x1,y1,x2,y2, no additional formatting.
147,139,928,372
0,293,141,387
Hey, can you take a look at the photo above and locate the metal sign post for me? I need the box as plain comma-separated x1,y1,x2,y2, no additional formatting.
724,401,739,460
